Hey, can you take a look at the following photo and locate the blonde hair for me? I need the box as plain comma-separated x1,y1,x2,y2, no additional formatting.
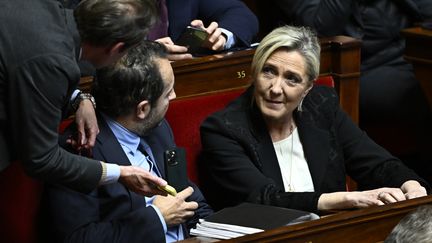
251,26,320,85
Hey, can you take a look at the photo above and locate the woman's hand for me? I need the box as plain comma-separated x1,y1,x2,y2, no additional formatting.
318,191,381,211
318,187,410,211
400,180,427,199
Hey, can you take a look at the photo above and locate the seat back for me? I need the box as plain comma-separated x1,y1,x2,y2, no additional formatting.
0,162,43,243
0,119,75,243
166,89,244,185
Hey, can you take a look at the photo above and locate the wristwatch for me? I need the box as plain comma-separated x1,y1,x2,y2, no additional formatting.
71,92,96,111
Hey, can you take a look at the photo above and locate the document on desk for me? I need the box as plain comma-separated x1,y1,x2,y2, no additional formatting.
191,219,263,240
190,203,319,240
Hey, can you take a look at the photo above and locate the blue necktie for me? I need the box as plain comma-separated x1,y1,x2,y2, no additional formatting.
138,141,161,177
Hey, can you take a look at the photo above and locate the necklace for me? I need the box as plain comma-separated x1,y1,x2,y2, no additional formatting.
286,124,295,192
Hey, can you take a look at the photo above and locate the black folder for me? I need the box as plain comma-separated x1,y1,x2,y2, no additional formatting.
205,203,319,230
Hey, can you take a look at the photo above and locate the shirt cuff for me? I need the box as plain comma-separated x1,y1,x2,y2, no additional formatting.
71,89,81,102
99,162,121,185
149,204,168,233
220,28,236,49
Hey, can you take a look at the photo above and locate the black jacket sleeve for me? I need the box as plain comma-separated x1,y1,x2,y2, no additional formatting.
45,184,165,243
10,55,101,193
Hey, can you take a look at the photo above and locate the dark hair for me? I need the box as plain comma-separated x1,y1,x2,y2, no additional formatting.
93,41,167,118
74,0,157,49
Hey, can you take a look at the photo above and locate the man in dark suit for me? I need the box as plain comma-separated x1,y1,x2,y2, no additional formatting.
44,41,213,242
64,0,258,61
0,0,169,195
148,0,259,60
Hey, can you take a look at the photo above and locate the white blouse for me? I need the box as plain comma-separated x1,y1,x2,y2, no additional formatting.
273,127,315,192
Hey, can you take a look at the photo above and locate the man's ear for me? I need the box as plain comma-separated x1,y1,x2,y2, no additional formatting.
107,42,126,55
136,100,151,120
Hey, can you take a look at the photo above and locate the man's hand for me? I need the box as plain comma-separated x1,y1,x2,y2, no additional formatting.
74,99,99,149
191,20,226,51
155,37,193,61
153,186,198,227
119,165,168,197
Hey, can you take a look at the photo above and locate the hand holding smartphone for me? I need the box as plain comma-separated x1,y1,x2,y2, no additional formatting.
175,26,210,56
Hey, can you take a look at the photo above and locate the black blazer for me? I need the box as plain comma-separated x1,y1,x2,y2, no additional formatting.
200,86,429,213
0,0,101,191
167,0,259,47
45,116,213,242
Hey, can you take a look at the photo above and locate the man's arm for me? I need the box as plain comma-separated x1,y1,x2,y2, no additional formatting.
73,92,99,149
197,0,259,47
185,181,214,230
10,55,101,192
45,184,166,243
11,55,168,195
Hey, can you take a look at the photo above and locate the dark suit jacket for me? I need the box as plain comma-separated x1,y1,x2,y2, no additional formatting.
45,116,212,243
0,0,101,191
200,86,429,213
167,0,259,47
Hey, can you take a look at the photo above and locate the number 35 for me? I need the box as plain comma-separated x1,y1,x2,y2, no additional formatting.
237,71,246,79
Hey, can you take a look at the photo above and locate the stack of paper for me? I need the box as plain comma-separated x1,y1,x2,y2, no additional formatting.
190,203,320,240
191,219,263,240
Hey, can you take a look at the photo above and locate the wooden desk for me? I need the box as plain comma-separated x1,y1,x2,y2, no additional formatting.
171,36,361,123
401,27,432,108
180,195,432,243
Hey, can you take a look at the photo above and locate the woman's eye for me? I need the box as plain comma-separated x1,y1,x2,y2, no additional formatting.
262,66,275,75
285,75,302,85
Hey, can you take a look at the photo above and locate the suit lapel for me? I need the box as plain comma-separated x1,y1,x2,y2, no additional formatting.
94,114,147,210
143,119,176,178
297,117,330,192
95,115,131,166
248,103,331,192
249,106,285,189
144,134,166,178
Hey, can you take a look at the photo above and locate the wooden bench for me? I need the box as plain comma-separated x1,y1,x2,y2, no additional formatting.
179,195,432,243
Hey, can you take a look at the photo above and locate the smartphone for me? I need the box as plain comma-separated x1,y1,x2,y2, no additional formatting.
176,26,209,55
164,147,189,191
